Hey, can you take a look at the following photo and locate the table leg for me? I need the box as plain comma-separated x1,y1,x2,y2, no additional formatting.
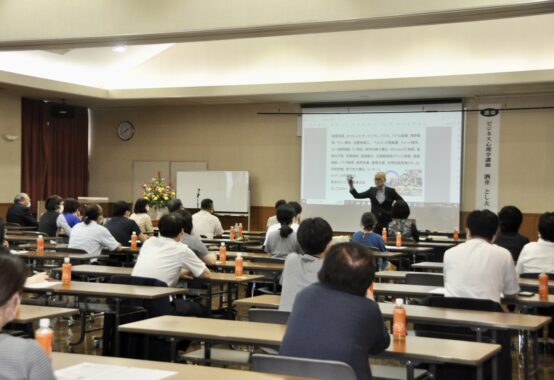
532,330,539,380
406,360,414,380
204,341,212,364
476,364,483,380
169,337,177,362
207,283,213,315
522,329,530,380
114,298,121,356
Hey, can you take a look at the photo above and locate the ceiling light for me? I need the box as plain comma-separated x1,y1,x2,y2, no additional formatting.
112,45,127,53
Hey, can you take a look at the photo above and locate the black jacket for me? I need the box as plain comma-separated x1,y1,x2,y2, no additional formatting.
6,203,38,227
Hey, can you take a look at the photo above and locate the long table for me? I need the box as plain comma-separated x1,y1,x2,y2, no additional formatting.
234,294,550,380
51,352,305,380
24,280,188,355
14,304,79,324
119,315,501,380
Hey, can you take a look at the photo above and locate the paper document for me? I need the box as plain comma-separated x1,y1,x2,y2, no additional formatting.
24,281,61,289
55,362,176,380
10,250,29,254
429,287,445,295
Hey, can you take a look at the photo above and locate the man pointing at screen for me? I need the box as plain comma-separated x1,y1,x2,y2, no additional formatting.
347,171,404,233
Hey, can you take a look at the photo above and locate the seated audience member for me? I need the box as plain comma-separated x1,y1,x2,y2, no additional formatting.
132,214,210,316
105,201,148,246
173,209,216,265
192,198,224,239
279,217,332,311
387,200,419,242
38,195,72,237
167,198,184,213
264,201,301,246
129,198,154,235
494,205,530,262
280,242,390,380
265,205,302,259
516,212,554,275
444,210,519,303
62,198,81,228
352,212,388,270
0,253,56,380
288,201,303,225
0,217,7,247
266,199,286,230
6,193,38,227
69,204,122,255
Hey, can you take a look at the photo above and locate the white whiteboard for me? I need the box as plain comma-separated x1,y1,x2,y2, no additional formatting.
176,171,249,213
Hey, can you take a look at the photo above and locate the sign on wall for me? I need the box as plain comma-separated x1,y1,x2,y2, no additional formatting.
475,105,501,211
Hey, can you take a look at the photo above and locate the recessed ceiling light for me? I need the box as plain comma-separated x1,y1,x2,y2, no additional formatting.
112,45,127,53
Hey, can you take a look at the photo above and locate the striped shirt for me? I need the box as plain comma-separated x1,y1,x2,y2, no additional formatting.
0,334,55,380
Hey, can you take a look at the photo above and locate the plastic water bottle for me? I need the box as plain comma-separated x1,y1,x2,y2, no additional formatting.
395,231,402,247
393,298,406,340
37,234,44,255
235,252,243,277
381,228,388,243
219,242,227,263
229,226,235,241
61,257,72,286
35,318,53,357
539,273,549,299
130,231,138,250
453,228,459,241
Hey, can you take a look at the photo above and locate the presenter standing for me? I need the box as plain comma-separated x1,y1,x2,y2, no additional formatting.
347,171,404,233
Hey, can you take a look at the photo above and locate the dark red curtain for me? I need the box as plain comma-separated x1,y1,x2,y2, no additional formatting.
21,98,89,211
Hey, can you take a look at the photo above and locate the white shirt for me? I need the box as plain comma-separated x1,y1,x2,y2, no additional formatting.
132,236,207,287
56,213,72,237
264,222,299,246
266,215,278,230
192,210,224,239
68,221,120,255
516,239,554,275
443,238,520,303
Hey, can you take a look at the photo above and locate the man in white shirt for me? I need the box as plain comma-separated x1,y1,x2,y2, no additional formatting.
516,212,554,275
444,209,519,304
133,213,210,287
192,199,224,239
266,199,286,230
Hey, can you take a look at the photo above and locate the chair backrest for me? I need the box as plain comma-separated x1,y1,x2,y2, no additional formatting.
519,272,554,279
405,272,444,287
55,247,88,254
109,275,174,317
251,257,286,264
425,295,502,312
249,308,290,324
251,354,357,380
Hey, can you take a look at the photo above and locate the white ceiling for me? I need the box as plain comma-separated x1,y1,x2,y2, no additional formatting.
0,4,554,106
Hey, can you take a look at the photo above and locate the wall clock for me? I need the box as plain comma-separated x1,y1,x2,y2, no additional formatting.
117,121,135,141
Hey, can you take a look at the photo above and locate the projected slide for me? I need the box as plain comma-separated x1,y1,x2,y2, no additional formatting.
300,103,463,232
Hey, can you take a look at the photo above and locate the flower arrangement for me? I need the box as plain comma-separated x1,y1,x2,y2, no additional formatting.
141,171,175,208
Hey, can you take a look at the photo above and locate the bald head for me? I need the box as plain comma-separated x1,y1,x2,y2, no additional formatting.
374,172,386,188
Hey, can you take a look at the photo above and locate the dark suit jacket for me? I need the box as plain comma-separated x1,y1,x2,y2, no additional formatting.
350,186,404,220
6,202,38,227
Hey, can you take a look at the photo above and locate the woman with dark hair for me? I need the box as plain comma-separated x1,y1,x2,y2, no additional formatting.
0,252,56,380
352,212,389,270
280,242,390,380
62,198,81,228
387,200,419,242
494,205,529,262
130,198,154,235
68,204,122,255
264,205,302,259
38,194,72,237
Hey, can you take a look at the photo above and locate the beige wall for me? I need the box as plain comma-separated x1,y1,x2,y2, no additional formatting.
0,92,21,202
89,103,301,206
463,95,554,213
90,95,554,212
